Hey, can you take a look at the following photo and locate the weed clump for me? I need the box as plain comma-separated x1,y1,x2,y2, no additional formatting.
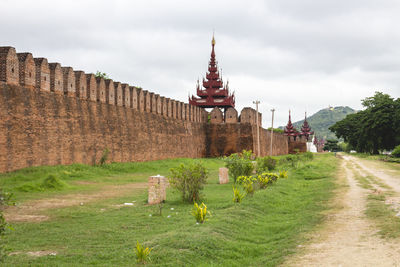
192,202,211,223
169,162,208,203
17,174,67,192
233,186,245,203
135,241,152,264
41,174,67,190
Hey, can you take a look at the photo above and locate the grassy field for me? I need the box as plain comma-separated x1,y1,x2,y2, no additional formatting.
1,154,338,266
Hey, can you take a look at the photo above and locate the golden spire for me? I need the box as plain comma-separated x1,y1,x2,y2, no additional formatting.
212,35,216,46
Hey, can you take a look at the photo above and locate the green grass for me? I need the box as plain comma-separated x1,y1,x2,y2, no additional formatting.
2,154,338,266
0,158,222,202
366,193,400,239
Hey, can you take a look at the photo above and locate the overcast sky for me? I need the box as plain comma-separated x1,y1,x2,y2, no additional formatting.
1,0,400,127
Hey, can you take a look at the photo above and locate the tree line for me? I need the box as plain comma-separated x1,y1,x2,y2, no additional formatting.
329,92,400,154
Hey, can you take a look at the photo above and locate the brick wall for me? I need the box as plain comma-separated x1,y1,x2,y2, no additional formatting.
0,83,207,172
205,123,289,157
17,53,35,89
0,46,292,173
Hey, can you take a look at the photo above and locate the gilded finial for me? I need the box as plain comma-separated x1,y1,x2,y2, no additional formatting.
212,30,216,46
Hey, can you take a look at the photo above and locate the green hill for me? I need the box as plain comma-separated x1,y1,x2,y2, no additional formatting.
281,106,357,140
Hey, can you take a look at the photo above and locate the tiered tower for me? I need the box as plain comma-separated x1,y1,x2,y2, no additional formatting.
284,110,298,136
300,112,314,140
189,36,235,109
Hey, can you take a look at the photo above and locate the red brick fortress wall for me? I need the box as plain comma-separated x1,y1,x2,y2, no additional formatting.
0,83,206,172
205,123,288,157
258,128,289,156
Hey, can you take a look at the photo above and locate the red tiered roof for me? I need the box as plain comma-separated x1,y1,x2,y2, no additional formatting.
189,36,235,108
284,110,298,136
301,112,314,140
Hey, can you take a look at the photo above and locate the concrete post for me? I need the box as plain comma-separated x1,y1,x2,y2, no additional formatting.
148,175,167,204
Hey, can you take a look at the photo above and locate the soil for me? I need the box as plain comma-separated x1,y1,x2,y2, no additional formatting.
284,155,400,266
4,182,147,223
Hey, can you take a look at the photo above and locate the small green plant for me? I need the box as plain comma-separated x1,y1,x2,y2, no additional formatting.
256,174,270,189
192,202,211,223
99,148,110,166
392,145,400,158
256,156,277,173
233,186,245,203
135,241,152,264
257,172,279,189
278,170,288,179
169,162,208,203
237,175,256,195
224,150,255,183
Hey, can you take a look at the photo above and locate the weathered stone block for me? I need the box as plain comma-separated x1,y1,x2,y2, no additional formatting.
219,167,229,184
148,175,167,205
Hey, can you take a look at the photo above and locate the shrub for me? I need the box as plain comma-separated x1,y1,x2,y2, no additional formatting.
232,186,245,203
224,150,255,183
237,175,256,195
135,241,152,264
392,145,400,158
169,162,208,203
256,174,270,189
192,202,211,223
256,156,277,173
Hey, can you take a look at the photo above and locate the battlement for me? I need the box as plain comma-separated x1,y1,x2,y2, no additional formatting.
209,106,262,126
0,46,206,123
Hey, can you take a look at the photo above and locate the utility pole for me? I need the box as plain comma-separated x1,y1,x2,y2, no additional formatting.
270,108,275,156
253,100,260,157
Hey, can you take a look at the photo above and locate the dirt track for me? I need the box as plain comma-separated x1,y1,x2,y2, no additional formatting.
284,155,400,267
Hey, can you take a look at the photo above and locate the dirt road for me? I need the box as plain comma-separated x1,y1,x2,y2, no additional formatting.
284,155,400,266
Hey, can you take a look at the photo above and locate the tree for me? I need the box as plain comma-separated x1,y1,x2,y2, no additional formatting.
323,139,340,152
95,71,109,79
330,92,400,154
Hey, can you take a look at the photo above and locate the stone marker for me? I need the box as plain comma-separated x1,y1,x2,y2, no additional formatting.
148,175,167,204
219,167,229,184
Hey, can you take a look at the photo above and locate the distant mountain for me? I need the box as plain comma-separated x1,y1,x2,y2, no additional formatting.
280,106,357,140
